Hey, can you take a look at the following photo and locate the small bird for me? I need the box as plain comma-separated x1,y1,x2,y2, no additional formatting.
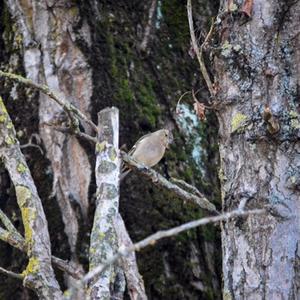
121,129,171,180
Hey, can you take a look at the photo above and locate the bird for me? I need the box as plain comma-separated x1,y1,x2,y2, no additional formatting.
120,129,172,180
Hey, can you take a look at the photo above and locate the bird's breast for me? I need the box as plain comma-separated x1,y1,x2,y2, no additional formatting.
133,142,164,167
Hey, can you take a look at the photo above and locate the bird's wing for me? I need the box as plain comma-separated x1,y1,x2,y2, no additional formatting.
128,132,152,155
121,132,152,176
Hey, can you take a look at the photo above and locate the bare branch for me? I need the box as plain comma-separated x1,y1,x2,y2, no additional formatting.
0,96,62,298
187,0,215,98
0,226,26,251
0,266,24,280
121,152,218,213
170,177,204,198
201,18,215,49
0,225,83,280
0,232,77,288
20,133,44,155
51,257,84,280
0,209,24,242
41,119,218,215
82,208,266,285
175,91,192,115
88,107,121,298
43,123,97,145
114,213,147,300
0,70,98,133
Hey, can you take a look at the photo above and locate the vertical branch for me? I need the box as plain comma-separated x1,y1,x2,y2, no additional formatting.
114,214,147,300
0,97,62,299
187,0,215,97
89,107,121,299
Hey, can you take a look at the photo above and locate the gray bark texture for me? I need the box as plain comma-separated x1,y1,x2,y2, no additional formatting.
5,0,92,282
0,0,222,299
114,213,147,300
89,107,121,299
0,97,62,299
214,1,300,299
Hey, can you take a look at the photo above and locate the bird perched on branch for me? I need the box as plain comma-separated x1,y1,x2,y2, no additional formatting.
121,129,172,180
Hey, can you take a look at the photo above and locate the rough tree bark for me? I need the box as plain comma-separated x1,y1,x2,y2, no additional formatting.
213,0,300,299
89,108,146,300
0,0,222,299
6,0,92,283
0,97,62,299
114,213,147,300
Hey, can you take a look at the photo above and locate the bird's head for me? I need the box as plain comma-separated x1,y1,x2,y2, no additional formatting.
158,129,173,149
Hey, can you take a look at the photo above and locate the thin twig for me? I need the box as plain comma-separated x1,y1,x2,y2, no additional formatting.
121,152,218,213
0,209,24,242
201,17,215,49
192,89,215,109
0,226,26,251
81,208,266,285
176,89,215,115
20,143,44,155
187,0,215,98
0,225,83,279
51,257,84,280
0,266,24,280
0,70,98,133
176,91,192,114
20,133,44,155
43,123,97,145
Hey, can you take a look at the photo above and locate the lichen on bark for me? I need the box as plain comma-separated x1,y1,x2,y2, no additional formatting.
0,0,222,298
214,1,300,298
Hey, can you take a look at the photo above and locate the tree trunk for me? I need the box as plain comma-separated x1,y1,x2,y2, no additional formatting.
6,0,92,286
214,1,300,299
0,0,222,299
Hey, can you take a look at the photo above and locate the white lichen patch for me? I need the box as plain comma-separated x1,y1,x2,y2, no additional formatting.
176,103,205,172
221,41,233,58
289,110,300,129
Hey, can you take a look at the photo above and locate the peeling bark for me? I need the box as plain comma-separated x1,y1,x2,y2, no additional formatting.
214,1,300,299
6,0,92,280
